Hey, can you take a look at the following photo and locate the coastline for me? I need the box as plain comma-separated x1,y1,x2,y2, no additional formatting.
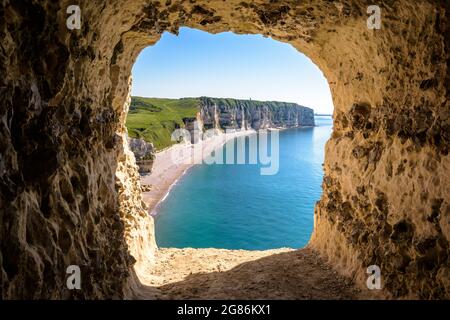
140,129,256,216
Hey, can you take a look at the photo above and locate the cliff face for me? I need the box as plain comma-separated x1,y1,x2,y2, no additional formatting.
198,97,315,131
127,137,155,174
1,0,448,300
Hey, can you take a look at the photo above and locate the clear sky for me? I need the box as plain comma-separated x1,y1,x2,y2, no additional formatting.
131,27,334,114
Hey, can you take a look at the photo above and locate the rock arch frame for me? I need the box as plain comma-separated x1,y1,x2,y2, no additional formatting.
0,0,448,299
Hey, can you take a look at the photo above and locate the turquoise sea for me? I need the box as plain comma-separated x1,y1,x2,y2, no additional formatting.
155,116,333,250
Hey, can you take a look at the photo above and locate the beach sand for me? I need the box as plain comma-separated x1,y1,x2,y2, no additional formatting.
140,129,256,215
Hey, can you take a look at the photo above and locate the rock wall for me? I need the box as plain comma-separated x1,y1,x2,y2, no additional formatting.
0,0,448,299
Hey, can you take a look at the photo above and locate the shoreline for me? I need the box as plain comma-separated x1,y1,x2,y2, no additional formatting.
140,129,256,217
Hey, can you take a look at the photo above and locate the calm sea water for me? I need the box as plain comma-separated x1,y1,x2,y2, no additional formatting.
155,116,333,250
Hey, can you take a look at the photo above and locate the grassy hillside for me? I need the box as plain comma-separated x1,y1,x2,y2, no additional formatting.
126,97,199,150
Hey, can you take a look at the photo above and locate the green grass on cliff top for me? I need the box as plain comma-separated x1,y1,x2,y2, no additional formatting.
126,97,199,150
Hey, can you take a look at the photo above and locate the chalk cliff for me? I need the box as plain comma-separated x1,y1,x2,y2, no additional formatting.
197,97,315,131
0,0,448,300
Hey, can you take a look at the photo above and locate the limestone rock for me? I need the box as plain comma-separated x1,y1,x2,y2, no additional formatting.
127,136,155,174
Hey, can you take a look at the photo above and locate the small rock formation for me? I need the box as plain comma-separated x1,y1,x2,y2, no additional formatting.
127,136,155,174
198,97,315,131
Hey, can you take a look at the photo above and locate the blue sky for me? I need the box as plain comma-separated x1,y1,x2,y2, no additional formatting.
131,27,334,114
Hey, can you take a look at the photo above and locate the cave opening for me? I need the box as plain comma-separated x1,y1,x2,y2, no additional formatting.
2,0,448,300
126,27,334,251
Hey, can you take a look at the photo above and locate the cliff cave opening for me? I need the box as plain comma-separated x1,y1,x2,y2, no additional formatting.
126,27,334,251
1,1,448,300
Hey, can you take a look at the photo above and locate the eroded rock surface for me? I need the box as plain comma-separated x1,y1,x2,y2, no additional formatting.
0,0,448,299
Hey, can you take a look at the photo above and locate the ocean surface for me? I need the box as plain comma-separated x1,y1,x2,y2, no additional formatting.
155,116,333,250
